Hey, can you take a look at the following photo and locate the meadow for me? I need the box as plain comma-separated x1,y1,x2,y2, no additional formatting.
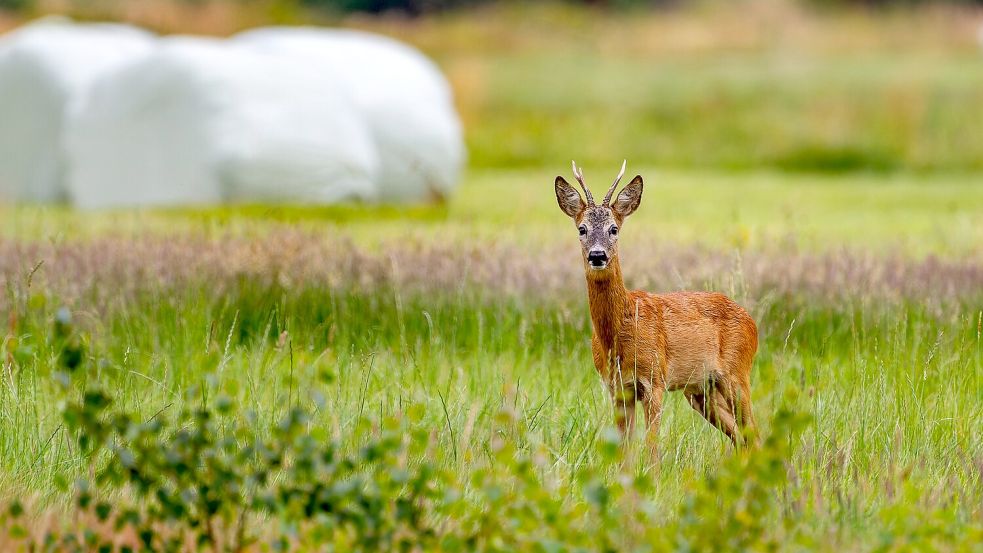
1,168,980,550
1,1,982,551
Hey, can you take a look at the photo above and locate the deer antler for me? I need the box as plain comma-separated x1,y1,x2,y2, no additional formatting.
602,160,627,207
571,160,595,207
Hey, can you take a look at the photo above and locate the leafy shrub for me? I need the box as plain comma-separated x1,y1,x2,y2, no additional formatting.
1,374,978,551
0,373,807,551
50,385,448,551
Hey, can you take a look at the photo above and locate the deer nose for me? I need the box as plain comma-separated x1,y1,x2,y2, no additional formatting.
587,249,608,266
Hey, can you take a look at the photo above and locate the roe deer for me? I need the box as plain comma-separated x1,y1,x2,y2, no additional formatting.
554,161,758,453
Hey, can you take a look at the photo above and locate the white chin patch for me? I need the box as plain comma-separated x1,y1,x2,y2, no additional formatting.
589,263,608,270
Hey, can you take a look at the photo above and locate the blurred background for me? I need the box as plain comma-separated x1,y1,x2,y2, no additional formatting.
2,0,983,189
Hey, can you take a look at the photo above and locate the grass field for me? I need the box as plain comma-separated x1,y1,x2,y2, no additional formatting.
1,1,982,550
5,169,982,255
1,169,981,549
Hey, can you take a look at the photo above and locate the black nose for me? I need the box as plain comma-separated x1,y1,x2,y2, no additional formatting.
587,250,608,265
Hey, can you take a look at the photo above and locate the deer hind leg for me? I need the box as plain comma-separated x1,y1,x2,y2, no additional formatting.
736,376,758,446
708,386,742,446
685,390,732,444
711,379,760,448
685,391,710,426
685,382,742,447
611,384,637,440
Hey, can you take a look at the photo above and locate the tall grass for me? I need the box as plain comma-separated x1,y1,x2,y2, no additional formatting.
1,229,980,546
0,185,980,546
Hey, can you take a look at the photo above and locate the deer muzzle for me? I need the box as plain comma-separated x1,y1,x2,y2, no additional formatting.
587,249,608,269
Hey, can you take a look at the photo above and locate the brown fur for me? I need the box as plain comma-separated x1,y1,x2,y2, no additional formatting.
555,168,758,454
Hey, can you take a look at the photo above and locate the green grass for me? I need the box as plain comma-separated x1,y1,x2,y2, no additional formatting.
2,267,981,547
4,169,981,257
462,52,983,172
1,169,981,548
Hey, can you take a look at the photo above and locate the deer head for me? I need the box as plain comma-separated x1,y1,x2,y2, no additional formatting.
555,160,643,275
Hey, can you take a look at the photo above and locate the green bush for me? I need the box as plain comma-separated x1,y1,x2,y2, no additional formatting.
4,373,976,551
51,385,446,551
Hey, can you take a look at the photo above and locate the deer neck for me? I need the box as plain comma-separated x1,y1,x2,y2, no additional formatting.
586,257,628,351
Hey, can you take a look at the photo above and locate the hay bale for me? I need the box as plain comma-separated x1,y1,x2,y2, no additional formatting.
66,37,379,208
0,17,154,203
235,27,464,202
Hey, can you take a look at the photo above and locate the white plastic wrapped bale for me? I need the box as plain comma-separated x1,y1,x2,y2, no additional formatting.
234,27,464,202
66,37,379,208
0,18,154,203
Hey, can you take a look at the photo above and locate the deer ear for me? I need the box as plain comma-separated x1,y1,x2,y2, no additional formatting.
611,175,643,218
555,176,585,219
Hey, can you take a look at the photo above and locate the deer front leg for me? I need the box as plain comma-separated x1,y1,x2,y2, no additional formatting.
642,386,664,460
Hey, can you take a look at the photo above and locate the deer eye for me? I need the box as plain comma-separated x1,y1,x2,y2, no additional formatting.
578,225,587,236
609,226,618,236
